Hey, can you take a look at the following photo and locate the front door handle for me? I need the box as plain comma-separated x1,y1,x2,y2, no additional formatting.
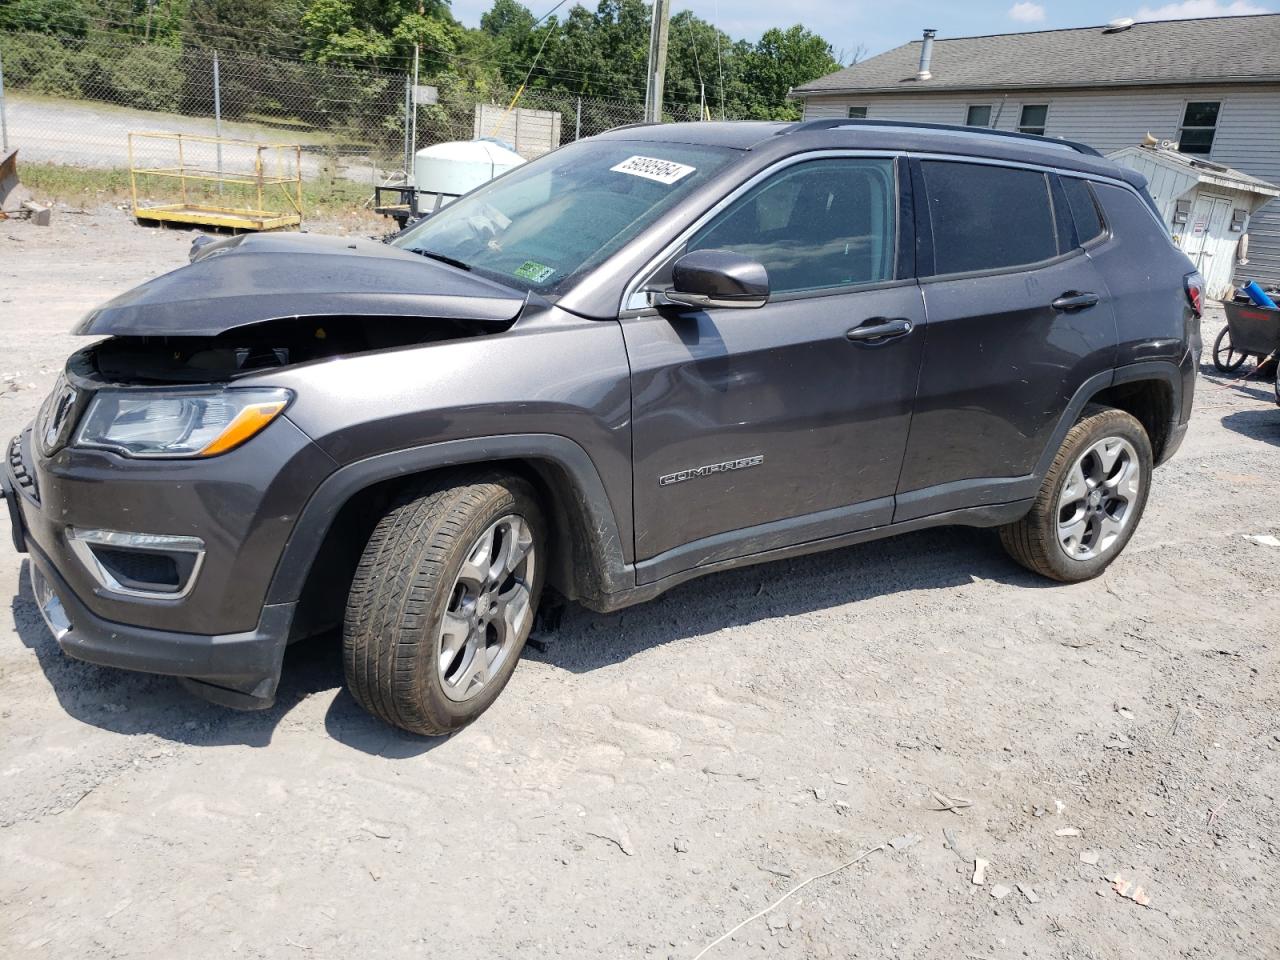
1051,291,1100,312
846,317,913,343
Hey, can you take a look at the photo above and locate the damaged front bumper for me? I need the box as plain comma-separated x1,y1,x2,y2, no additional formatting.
24,544,294,708
3,420,333,709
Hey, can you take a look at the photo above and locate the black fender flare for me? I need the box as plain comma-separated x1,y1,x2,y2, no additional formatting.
1033,358,1186,482
263,434,633,609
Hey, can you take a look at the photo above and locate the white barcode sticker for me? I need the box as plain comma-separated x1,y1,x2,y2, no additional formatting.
610,155,696,184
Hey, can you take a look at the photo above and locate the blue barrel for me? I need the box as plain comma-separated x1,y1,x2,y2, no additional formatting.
1243,280,1278,310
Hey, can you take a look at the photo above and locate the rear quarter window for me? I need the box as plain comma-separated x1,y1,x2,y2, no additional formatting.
1091,182,1178,263
1061,177,1105,244
921,160,1058,275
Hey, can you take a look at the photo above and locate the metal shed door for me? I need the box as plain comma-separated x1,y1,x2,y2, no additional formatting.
1185,195,1232,281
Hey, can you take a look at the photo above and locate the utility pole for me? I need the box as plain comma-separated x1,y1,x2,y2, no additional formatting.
643,0,671,124
0,49,8,154
403,74,412,179
409,0,422,185
213,51,223,193
410,43,419,185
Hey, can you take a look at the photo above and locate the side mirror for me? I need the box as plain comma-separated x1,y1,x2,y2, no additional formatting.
663,249,769,310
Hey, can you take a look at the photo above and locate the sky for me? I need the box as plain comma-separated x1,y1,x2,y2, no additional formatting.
446,0,1274,61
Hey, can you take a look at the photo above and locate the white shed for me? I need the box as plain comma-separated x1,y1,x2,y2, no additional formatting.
1108,145,1280,299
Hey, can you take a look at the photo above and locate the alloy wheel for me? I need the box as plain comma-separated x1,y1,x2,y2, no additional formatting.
1056,436,1142,562
437,514,536,702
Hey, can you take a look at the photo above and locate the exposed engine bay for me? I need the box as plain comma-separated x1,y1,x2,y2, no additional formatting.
72,316,508,385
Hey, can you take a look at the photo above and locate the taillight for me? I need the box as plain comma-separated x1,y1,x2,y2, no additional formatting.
1184,272,1204,318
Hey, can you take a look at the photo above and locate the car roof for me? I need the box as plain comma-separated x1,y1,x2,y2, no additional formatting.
593,119,1140,186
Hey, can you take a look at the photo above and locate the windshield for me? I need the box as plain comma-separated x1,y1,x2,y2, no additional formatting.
391,139,739,294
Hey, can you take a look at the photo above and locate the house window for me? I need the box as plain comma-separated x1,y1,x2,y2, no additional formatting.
1018,104,1048,136
965,105,992,127
847,106,868,119
1178,101,1220,155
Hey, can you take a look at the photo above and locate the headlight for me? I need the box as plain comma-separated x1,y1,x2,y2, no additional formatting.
74,387,292,458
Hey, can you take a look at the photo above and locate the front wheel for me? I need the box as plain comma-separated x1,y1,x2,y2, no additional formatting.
343,473,545,736
1000,407,1152,583
1213,326,1249,373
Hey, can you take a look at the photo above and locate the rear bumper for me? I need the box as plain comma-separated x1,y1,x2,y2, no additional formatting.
25,538,293,706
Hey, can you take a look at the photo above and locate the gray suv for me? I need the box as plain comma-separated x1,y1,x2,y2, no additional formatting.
3,120,1203,735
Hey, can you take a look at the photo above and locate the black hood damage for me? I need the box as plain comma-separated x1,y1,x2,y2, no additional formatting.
76,232,529,337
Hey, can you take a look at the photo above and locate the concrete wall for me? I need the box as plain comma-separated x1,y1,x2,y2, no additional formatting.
800,84,1280,288
473,104,562,159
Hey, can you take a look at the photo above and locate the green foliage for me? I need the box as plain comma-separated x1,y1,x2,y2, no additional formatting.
0,0,90,37
100,43,185,112
1,0,850,155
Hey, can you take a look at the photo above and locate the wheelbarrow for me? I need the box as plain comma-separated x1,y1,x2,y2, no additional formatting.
1214,297,1280,374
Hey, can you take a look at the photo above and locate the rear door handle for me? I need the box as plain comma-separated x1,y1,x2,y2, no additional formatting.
846,317,913,343
1051,291,1100,312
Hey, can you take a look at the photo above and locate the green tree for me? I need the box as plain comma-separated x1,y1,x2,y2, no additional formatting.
299,0,460,69
739,25,839,119
0,0,92,37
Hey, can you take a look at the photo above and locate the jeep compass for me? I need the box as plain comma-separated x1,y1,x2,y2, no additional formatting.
2,120,1203,735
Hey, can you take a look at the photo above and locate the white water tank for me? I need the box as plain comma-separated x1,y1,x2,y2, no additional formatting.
413,139,525,211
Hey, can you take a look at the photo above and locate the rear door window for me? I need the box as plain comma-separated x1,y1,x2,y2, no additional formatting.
1061,177,1106,245
687,157,898,294
920,160,1059,275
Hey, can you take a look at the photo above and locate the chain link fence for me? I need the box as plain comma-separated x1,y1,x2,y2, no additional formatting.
0,29,709,205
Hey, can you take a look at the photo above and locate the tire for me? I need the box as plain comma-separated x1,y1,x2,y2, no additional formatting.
999,406,1152,583
1212,326,1249,373
343,473,545,736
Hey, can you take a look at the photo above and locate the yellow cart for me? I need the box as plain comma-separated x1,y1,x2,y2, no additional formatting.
128,132,304,231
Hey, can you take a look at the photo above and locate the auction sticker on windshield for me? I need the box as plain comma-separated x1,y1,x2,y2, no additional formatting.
610,156,696,185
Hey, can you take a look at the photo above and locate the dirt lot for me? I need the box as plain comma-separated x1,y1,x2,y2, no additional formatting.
7,93,385,184
1,208,1278,960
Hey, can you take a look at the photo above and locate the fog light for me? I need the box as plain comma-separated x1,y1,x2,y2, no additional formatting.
67,527,205,600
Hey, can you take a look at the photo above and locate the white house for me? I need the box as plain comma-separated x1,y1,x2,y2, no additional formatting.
791,14,1280,289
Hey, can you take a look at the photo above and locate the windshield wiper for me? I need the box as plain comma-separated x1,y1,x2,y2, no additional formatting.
412,249,472,272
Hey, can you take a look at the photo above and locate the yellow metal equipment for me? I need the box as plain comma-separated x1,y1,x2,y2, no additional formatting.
128,131,304,231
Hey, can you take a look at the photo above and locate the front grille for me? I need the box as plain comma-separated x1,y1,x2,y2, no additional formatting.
7,434,37,501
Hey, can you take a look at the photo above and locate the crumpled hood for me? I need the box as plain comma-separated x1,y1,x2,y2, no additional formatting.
75,232,528,337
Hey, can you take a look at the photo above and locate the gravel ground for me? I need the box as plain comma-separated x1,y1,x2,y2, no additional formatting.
6,93,387,184
1,208,1278,960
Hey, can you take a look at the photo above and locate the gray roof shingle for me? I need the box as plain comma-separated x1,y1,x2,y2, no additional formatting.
793,14,1280,96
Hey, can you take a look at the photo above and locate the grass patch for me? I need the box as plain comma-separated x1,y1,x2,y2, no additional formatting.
19,163,377,217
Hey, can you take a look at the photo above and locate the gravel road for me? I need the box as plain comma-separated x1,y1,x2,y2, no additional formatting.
6,94,387,184
1,208,1278,959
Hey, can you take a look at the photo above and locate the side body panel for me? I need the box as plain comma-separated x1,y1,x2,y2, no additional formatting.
624,284,926,579
1089,182,1200,368
898,255,1118,519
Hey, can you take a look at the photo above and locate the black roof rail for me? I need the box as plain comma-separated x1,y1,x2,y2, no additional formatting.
781,117,1104,158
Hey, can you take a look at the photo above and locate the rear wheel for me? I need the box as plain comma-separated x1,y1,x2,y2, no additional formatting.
343,474,545,736
1212,326,1249,373
1000,407,1152,583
